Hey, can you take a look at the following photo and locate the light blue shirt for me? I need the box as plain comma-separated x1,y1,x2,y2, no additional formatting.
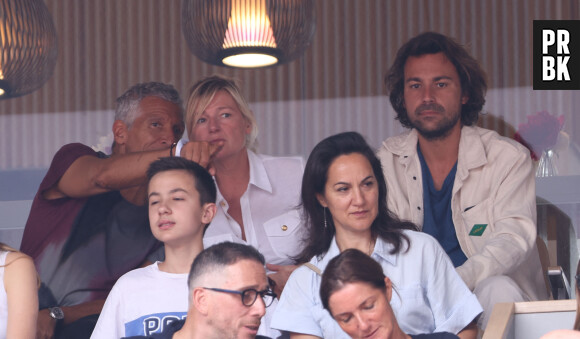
271,230,482,338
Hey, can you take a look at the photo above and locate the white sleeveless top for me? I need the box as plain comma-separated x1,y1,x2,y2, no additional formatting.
0,250,9,339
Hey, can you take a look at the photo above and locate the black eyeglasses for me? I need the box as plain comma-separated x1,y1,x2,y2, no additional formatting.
204,287,277,307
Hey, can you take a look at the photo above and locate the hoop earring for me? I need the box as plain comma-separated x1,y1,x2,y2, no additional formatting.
323,207,328,229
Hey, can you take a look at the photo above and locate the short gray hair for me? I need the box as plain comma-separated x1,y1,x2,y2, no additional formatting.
115,82,184,128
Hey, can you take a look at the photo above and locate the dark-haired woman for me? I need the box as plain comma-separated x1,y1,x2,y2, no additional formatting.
271,132,481,339
320,248,459,339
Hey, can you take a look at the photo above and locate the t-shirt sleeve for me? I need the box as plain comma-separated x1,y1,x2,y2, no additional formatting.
38,143,98,195
90,277,125,339
20,143,98,257
422,234,482,334
270,267,324,337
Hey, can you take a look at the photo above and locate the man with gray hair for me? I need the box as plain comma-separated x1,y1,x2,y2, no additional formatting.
124,242,275,339
21,82,220,339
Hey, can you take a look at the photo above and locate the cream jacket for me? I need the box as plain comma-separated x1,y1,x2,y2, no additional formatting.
378,126,547,300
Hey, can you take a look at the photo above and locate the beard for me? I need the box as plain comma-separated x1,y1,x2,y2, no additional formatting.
408,103,461,140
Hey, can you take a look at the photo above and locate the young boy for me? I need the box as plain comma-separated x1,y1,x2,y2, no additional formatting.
90,157,217,338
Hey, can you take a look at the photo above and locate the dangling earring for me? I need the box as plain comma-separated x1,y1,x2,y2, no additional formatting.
323,207,328,229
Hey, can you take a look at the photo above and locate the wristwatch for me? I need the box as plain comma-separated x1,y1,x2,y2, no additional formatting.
49,306,64,320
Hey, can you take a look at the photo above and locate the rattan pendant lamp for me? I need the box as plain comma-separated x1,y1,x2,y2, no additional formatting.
181,0,316,68
0,0,58,99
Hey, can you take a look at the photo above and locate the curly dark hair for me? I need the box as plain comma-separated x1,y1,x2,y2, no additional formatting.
385,31,487,128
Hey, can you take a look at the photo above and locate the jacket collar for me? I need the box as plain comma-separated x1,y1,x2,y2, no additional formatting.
456,126,488,180
384,126,488,174
382,129,419,166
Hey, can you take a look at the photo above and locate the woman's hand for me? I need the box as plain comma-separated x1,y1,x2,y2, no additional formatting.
266,264,299,298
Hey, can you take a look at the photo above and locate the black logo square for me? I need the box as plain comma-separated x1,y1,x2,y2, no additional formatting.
533,20,580,90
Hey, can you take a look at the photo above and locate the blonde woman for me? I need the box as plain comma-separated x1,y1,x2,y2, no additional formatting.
185,75,306,338
0,242,38,339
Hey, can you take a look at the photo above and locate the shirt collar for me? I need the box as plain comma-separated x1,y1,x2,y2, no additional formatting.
312,238,341,270
214,150,273,205
315,236,398,269
372,236,398,266
247,149,273,194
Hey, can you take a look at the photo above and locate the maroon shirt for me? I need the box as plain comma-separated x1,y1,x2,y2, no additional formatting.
21,143,159,306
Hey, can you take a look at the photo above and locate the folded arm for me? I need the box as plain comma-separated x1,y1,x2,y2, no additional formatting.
44,141,220,200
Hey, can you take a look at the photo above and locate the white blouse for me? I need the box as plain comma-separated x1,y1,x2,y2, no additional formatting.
203,150,306,266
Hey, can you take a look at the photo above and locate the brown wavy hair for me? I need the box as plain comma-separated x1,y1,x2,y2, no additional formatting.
385,31,487,128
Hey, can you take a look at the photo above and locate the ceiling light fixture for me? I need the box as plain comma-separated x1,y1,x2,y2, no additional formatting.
0,0,58,99
182,0,316,68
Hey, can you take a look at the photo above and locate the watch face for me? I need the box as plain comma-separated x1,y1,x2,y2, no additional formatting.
50,307,64,320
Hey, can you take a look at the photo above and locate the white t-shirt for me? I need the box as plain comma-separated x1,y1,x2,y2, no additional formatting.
90,262,188,338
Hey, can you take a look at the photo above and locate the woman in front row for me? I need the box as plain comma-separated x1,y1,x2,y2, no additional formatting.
0,242,38,339
271,132,481,338
321,248,460,339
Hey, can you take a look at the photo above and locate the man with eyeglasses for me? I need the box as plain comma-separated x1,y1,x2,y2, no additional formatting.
123,241,275,339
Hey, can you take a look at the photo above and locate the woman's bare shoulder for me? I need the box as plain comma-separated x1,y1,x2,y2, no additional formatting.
5,251,34,265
